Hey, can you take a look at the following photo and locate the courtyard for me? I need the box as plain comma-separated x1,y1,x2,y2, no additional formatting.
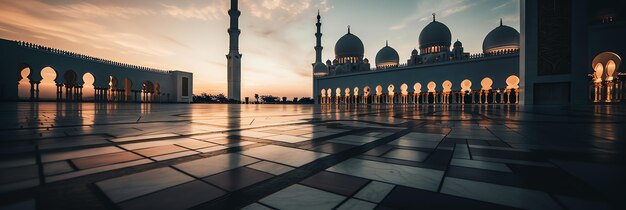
0,102,625,209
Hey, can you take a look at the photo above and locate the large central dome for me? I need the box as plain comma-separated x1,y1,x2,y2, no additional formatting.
335,29,364,58
483,21,520,53
419,19,452,49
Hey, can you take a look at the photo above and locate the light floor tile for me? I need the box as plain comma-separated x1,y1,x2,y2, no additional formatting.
96,167,194,203
327,158,444,191
247,161,294,175
336,198,376,210
353,181,395,203
41,146,124,163
240,145,328,167
441,177,561,210
450,158,512,173
173,153,258,178
260,184,345,210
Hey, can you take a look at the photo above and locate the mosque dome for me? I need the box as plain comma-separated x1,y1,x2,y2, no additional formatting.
454,40,463,48
313,62,328,76
375,41,400,67
418,16,452,49
482,20,520,53
335,27,365,58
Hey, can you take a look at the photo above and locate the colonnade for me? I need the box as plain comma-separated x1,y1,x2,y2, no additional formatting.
319,88,519,105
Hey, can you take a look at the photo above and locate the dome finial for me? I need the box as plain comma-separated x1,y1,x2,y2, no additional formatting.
347,25,351,34
386,40,388,46
317,9,320,20
500,18,503,26
432,13,436,22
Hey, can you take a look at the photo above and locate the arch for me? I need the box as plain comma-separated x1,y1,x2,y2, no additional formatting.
593,63,603,83
413,83,422,93
427,81,436,92
109,76,118,89
344,87,351,96
353,87,359,95
591,52,621,74
481,77,493,90
506,75,520,89
606,60,616,81
82,72,96,101
64,70,78,87
327,88,332,97
363,86,371,96
387,84,395,95
400,83,408,95
39,67,58,100
321,88,326,97
375,85,382,95
17,66,31,100
461,79,472,92
442,80,452,92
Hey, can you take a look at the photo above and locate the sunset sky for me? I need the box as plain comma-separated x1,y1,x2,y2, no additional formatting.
0,0,519,98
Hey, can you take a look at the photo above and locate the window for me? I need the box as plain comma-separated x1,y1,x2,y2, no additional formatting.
182,77,189,96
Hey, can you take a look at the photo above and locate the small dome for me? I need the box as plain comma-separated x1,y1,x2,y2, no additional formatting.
375,42,399,67
335,27,365,58
454,39,462,48
482,20,520,53
313,62,328,76
419,17,452,49
363,58,369,63
411,48,419,55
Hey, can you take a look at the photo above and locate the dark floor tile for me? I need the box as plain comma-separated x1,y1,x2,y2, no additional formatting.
446,165,521,187
470,148,545,162
311,143,354,154
133,145,187,157
300,171,369,196
487,141,510,147
118,180,226,210
379,185,518,210
364,145,394,156
467,139,490,146
0,165,38,184
72,152,143,170
203,167,273,192
507,164,602,199
422,149,453,170
383,149,429,162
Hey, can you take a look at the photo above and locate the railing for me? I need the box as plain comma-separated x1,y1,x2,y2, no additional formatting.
12,40,172,74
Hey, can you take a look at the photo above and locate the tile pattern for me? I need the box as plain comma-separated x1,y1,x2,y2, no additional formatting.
0,103,624,210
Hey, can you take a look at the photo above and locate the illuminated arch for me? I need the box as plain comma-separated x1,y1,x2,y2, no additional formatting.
387,84,395,95
39,67,58,100
400,83,408,95
375,85,382,96
413,83,422,93
427,81,436,92
505,75,520,89
363,86,371,96
481,77,493,90
442,80,452,92
461,79,472,92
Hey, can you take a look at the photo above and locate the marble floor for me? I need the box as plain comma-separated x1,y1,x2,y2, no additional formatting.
0,102,625,210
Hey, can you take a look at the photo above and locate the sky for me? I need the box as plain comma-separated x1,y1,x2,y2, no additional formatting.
0,0,519,98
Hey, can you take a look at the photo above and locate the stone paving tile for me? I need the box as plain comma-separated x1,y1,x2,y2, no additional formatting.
43,161,74,176
41,146,124,163
300,171,369,196
240,145,328,167
440,177,561,209
259,184,346,210
96,167,194,203
353,181,395,203
118,180,226,210
246,161,294,175
173,153,259,178
133,145,188,157
71,151,143,170
203,167,273,191
380,185,516,209
327,158,444,191
382,149,429,162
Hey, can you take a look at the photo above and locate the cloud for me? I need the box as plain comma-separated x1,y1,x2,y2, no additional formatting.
46,2,156,19
161,3,227,21
491,1,513,11
389,0,474,30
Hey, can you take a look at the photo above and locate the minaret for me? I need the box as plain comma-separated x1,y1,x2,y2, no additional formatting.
314,10,323,64
227,0,241,101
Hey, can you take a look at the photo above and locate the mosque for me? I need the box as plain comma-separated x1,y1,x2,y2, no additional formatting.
312,0,625,105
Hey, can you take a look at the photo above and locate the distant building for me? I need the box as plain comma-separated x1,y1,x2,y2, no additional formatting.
0,39,193,103
313,0,625,105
